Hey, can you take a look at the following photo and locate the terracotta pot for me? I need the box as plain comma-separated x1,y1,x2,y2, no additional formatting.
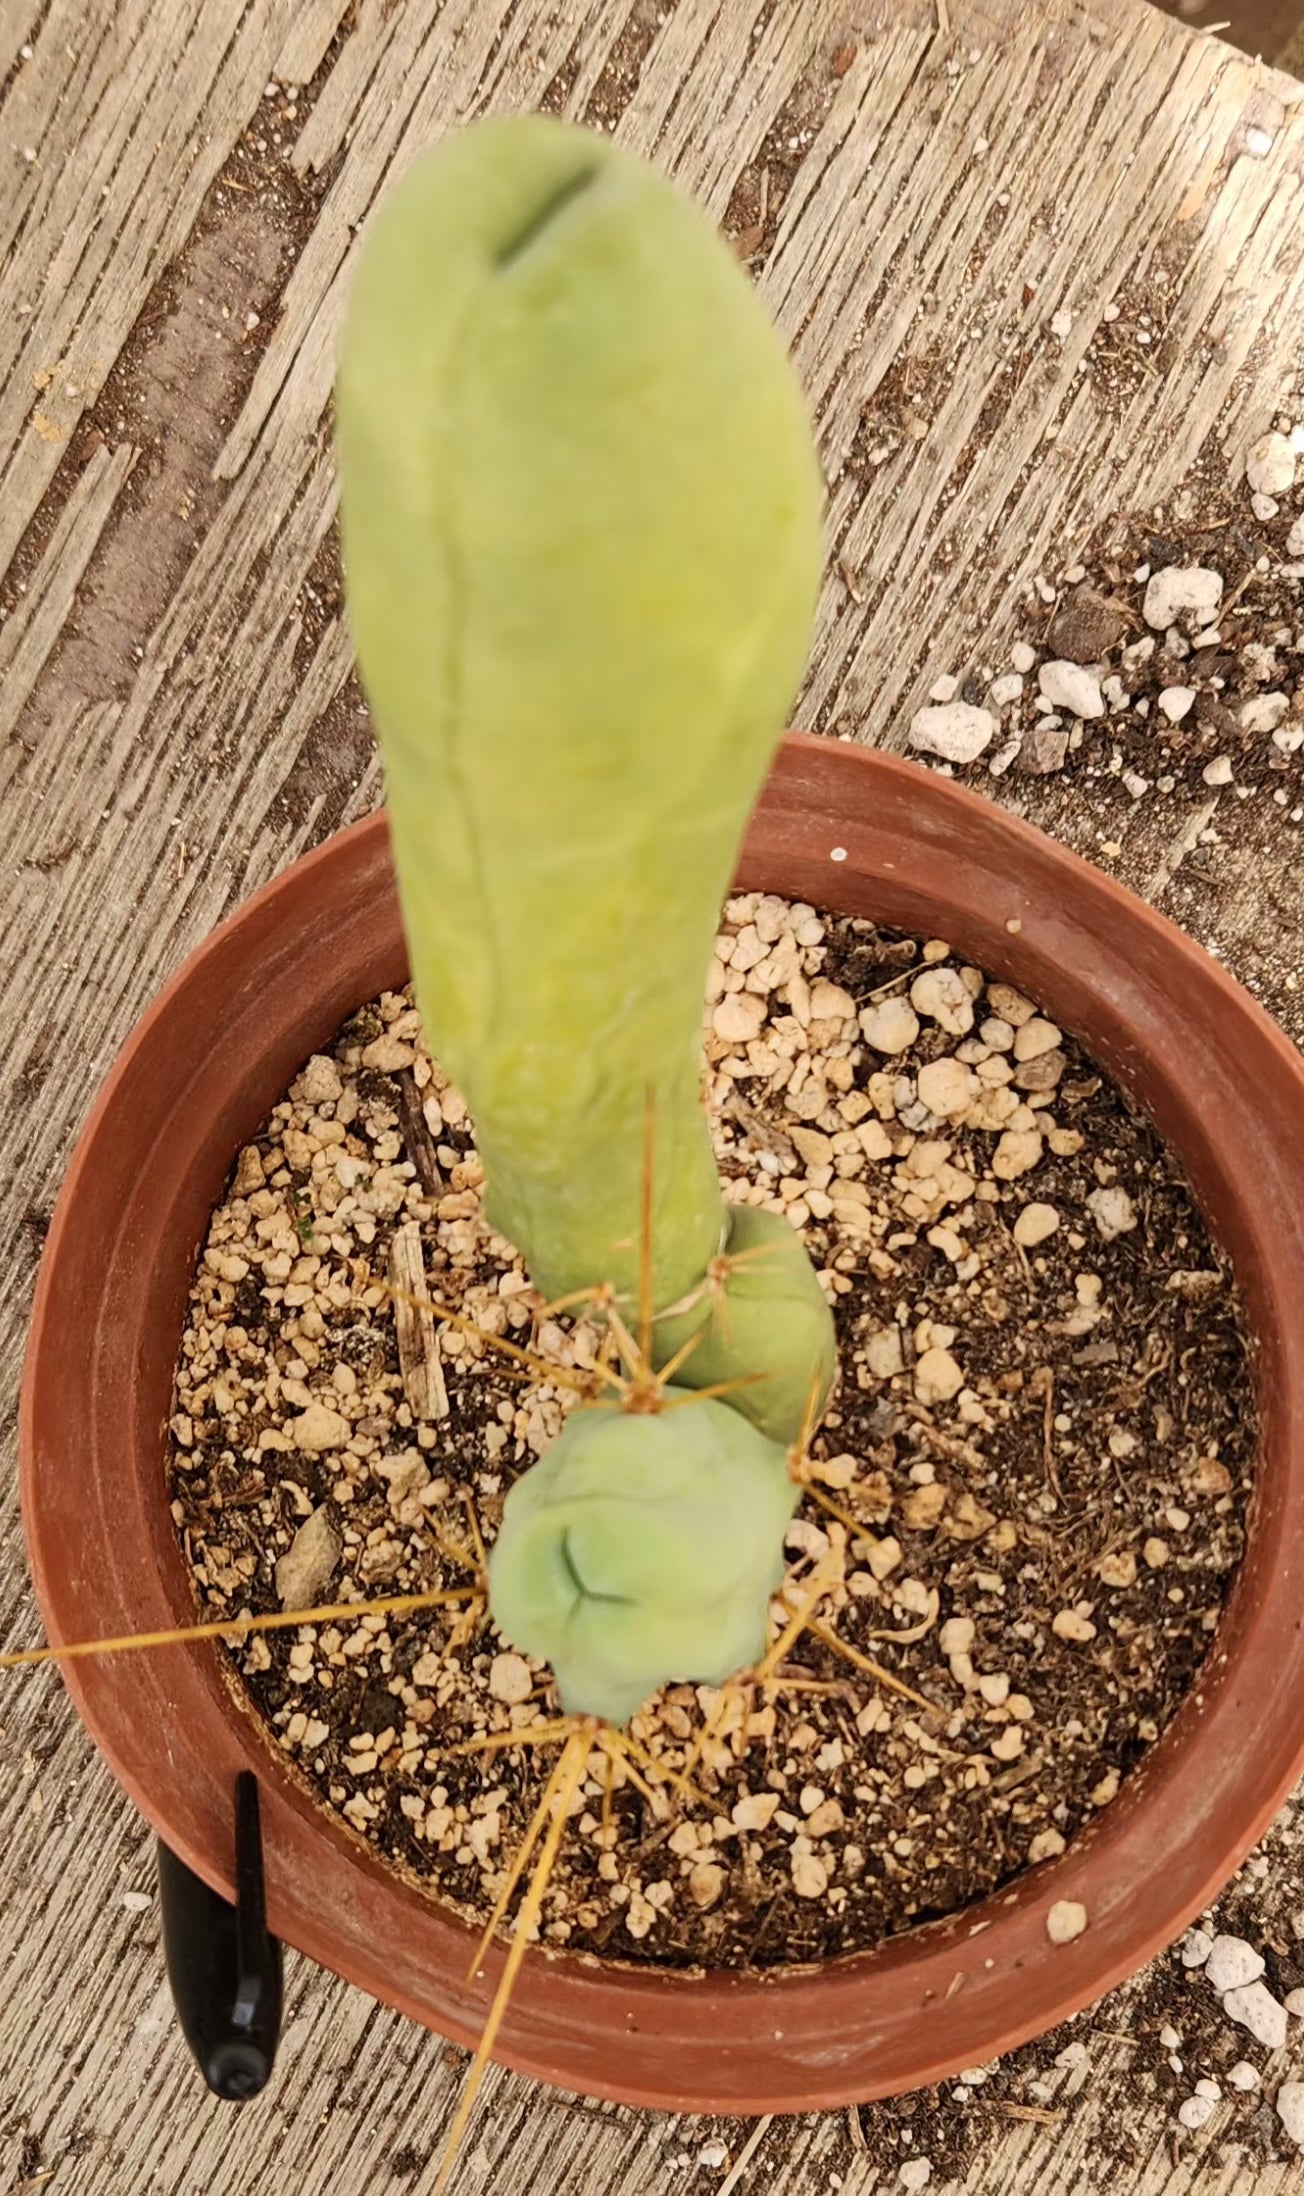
21,733,1304,2111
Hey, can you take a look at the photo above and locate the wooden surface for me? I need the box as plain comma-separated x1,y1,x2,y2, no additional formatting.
3,1,1304,2190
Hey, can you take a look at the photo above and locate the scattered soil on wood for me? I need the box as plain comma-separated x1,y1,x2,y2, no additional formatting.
168,895,1255,1971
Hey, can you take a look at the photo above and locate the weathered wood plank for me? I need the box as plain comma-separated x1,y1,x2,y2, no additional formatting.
2,2,1304,2192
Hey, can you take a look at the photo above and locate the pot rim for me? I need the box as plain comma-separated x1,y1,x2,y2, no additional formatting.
20,732,1304,2112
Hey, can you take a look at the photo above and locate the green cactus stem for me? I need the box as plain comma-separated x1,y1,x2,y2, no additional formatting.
485,1393,797,1726
337,115,837,1711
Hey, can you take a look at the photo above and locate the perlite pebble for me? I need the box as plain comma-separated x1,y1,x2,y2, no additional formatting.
1158,686,1196,723
1246,430,1296,497
1241,692,1290,733
910,966,975,1036
1014,1202,1060,1248
1038,660,1104,719
989,673,1024,707
1087,1186,1137,1240
698,2143,729,2170
1285,1987,1304,2017
1011,641,1037,674
1143,566,1223,631
293,1401,351,1452
1280,2085,1304,2147
860,997,920,1054
1204,1935,1265,1992
488,1652,533,1704
1202,754,1234,788
909,702,997,764
1222,1979,1288,2052
915,1346,964,1405
899,2163,932,2193
1046,1900,1088,1944
1227,2061,1260,2091
916,1056,979,1117
1177,2094,1216,2131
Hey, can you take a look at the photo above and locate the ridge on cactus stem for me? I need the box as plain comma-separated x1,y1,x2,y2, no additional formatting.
336,112,836,1719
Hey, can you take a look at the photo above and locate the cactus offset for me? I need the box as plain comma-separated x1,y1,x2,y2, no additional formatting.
337,115,835,1719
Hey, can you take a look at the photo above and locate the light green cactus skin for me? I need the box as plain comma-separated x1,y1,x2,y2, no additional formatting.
337,115,838,1715
486,1394,798,1726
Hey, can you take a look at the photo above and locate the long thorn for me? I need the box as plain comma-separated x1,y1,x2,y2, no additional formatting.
597,1730,661,1810
466,1736,582,1982
756,1564,835,1682
620,1730,713,1814
0,1588,474,1673
658,1372,767,1408
433,1733,588,2195
674,1682,740,1797
805,1617,935,1711
375,1273,593,1394
448,1719,579,1759
654,1323,708,1389
461,1491,487,1576
638,1090,656,1375
801,1484,866,1537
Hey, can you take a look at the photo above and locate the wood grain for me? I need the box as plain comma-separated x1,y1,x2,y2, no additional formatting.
2,1,1303,2190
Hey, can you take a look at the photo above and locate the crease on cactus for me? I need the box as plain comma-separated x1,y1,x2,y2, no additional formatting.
336,113,836,1728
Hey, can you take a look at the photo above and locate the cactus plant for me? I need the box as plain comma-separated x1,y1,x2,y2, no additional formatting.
336,114,835,1722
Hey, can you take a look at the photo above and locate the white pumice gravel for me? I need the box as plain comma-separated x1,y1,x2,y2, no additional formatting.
1203,1935,1265,1992
1222,1979,1288,2052
909,702,997,764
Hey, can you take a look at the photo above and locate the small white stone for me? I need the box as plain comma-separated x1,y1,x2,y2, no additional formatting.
1046,1900,1088,1944
1285,1987,1304,2017
916,1056,979,1118
910,965,975,1036
292,1403,351,1453
1011,641,1037,675
1241,692,1290,733
1280,2084,1304,2147
295,1053,344,1105
1049,309,1073,339
121,1890,153,1913
1227,2061,1260,2091
1287,515,1304,557
1158,685,1196,724
910,702,997,764
1013,1202,1059,1248
992,1128,1043,1181
791,1850,829,1899
989,673,1024,707
1223,1979,1288,2052
899,2163,932,2193
1038,660,1104,719
1245,125,1274,157
1012,1016,1062,1062
713,990,767,1043
1246,430,1296,497
930,673,959,702
1252,492,1280,523
1181,1926,1214,1968
1202,754,1234,788
698,2142,729,2170
1159,2022,1181,2049
865,1327,905,1379
915,1346,964,1406
1143,566,1223,631
488,1652,533,1704
860,997,920,1054
940,1616,975,1656
1087,1186,1137,1240
1177,2094,1215,2130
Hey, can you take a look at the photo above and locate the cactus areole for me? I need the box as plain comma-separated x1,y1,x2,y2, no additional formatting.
336,116,836,1721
